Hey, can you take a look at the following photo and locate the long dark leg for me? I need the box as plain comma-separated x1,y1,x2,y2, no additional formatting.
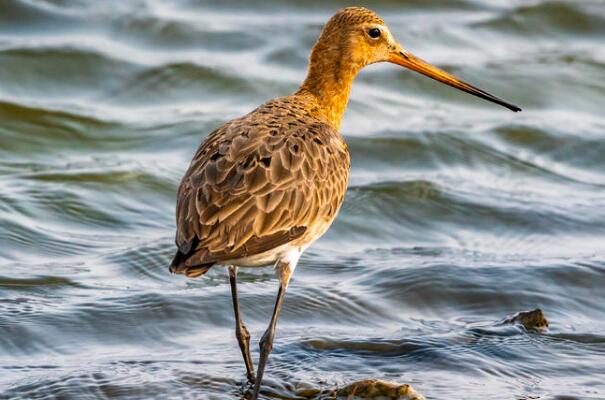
229,266,255,384
251,262,294,399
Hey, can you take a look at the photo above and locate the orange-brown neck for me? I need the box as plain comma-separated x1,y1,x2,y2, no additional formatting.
298,39,364,130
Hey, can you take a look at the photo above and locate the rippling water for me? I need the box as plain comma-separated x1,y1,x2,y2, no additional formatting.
1,1,605,399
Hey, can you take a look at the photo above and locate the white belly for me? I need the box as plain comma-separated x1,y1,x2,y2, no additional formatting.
222,243,303,268
220,215,336,268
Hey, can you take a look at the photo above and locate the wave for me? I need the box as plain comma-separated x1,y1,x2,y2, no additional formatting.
472,1,605,37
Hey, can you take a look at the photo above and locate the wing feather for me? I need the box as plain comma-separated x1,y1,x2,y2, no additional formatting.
174,98,350,267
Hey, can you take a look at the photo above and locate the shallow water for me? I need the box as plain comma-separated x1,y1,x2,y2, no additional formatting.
1,0,605,399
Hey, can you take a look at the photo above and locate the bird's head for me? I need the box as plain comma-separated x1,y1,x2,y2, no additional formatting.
308,7,520,112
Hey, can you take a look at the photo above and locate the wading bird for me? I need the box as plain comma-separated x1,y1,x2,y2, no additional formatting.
169,7,520,399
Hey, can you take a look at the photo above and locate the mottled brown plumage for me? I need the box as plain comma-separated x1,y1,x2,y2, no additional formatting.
168,6,520,398
171,93,350,276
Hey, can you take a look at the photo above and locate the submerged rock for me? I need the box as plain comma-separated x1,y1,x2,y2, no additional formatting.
295,379,424,400
335,379,425,400
501,308,549,331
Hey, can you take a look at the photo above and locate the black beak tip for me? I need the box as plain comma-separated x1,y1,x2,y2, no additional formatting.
510,104,522,112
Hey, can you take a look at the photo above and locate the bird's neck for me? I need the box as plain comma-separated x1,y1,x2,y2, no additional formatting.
298,47,362,131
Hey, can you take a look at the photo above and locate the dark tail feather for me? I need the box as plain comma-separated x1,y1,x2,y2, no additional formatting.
169,250,214,278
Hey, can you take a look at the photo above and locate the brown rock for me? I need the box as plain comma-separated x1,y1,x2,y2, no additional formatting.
335,379,425,400
502,308,549,331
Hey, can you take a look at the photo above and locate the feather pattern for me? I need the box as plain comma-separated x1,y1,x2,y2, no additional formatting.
173,92,350,270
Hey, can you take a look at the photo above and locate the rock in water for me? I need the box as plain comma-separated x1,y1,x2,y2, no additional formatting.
502,308,549,331
335,379,425,400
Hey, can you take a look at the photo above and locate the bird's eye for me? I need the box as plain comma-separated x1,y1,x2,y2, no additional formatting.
368,28,381,39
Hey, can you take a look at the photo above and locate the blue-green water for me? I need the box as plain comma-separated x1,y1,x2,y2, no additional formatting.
1,1,605,399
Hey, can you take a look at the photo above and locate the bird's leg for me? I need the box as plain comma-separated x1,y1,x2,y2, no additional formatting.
251,260,294,400
229,266,255,385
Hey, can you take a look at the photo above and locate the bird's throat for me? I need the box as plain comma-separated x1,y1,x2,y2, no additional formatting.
298,46,362,131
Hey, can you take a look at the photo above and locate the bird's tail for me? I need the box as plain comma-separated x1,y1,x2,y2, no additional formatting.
169,250,214,278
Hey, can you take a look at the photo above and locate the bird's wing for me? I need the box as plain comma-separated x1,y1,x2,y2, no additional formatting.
175,109,349,267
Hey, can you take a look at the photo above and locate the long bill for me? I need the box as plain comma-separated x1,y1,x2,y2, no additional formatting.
389,50,521,112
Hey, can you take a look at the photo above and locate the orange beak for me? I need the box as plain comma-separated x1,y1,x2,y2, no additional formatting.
389,49,521,112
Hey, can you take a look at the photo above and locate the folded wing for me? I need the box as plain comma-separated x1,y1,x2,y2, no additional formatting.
173,103,349,271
